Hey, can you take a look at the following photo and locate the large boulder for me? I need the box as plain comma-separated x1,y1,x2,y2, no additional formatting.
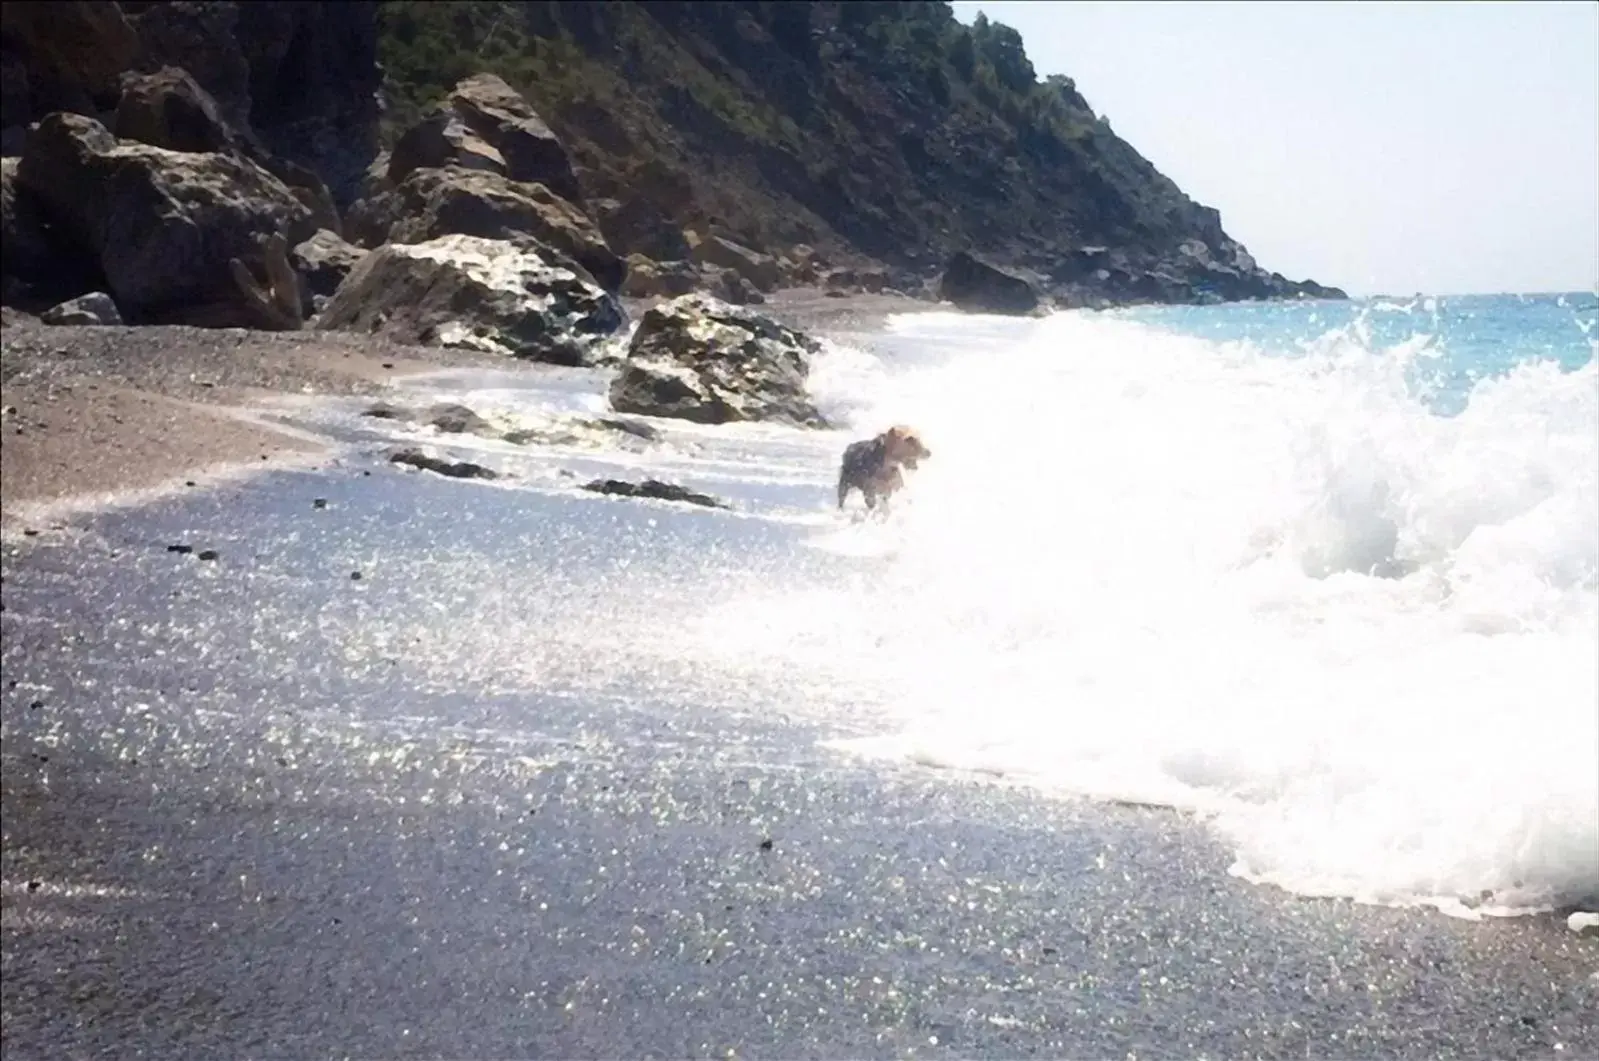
608,293,825,427
689,232,781,292
387,109,507,184
938,251,1040,315
126,1,382,209
112,66,341,236
290,228,365,298
388,73,581,205
315,234,624,366
15,113,313,326
112,65,240,155
347,166,621,291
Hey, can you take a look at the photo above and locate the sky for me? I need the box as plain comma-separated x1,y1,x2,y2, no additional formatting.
948,1,1598,296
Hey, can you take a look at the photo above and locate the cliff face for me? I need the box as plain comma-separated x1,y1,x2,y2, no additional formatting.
376,1,1343,304
0,1,1343,311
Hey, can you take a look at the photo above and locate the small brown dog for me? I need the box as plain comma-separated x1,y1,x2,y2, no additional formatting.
837,425,931,512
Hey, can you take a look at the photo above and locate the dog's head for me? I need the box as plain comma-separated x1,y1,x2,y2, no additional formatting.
882,425,931,469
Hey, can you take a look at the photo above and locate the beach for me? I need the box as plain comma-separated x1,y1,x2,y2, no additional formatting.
3,294,1596,1058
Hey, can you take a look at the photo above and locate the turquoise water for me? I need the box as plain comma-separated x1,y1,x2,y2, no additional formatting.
1116,292,1598,415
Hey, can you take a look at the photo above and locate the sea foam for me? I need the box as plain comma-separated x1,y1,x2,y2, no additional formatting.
700,301,1599,917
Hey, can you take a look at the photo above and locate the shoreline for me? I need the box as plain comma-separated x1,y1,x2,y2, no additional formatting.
1,289,929,525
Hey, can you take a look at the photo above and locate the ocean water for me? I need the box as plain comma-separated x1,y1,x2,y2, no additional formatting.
280,291,1598,920
691,292,1599,919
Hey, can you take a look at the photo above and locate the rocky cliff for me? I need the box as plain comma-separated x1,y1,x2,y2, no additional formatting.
375,1,1344,305
1,1,1344,316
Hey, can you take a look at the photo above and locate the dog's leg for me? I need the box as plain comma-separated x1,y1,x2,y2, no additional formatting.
837,474,852,510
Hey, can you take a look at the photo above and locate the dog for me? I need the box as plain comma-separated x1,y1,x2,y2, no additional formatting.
836,425,931,512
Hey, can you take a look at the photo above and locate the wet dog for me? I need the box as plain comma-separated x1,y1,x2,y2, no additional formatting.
836,425,931,512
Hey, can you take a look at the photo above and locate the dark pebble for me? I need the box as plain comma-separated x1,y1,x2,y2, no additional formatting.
759,838,774,851
185,481,196,487
22,529,38,537
26,881,40,893
350,571,362,581
167,544,193,555
381,362,394,369
313,498,328,509
28,700,43,710
197,550,219,561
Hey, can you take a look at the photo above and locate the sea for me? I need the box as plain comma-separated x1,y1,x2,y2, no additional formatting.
28,290,1598,925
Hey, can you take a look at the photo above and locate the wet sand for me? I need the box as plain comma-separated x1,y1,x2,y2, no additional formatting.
0,314,508,521
2,451,1595,1058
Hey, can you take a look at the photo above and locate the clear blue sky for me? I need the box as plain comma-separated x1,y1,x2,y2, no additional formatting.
949,1,1598,296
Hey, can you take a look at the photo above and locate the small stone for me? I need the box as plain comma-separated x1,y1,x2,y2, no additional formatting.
758,838,773,851
26,880,40,892
312,498,328,509
28,700,43,710
350,571,363,581
197,549,219,561
167,544,193,555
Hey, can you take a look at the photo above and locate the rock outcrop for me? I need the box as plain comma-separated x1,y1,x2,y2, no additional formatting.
16,113,312,326
346,165,622,291
387,73,581,205
315,234,624,366
938,252,1041,316
609,293,825,427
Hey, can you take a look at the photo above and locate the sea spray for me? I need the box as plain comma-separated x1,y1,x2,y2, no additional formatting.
703,296,1599,916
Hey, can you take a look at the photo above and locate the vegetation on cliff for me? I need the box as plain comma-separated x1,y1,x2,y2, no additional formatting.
374,1,1341,300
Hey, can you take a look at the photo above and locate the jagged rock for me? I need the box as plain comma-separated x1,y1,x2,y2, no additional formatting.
594,196,690,262
938,251,1040,315
389,447,499,480
387,73,581,205
111,66,342,237
620,255,699,299
291,228,365,298
689,232,781,292
608,293,825,427
347,165,621,291
227,231,304,331
39,291,121,325
581,478,728,509
388,109,507,184
112,65,240,155
16,113,312,326
315,234,624,366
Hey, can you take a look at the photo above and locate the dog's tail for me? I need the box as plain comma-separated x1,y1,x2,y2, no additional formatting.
836,472,851,509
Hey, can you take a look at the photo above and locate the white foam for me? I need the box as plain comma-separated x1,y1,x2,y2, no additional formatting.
701,307,1599,916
